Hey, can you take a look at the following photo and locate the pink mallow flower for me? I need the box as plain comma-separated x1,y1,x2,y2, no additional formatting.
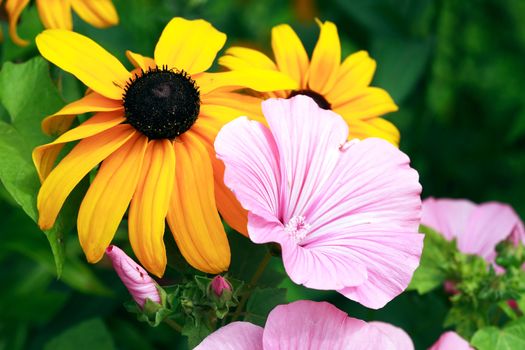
105,245,161,308
195,300,414,350
421,198,525,266
214,95,423,309
429,331,473,350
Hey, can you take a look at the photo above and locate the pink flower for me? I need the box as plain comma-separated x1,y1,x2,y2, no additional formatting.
105,245,161,307
195,300,414,349
428,331,473,350
211,275,232,297
421,198,525,265
214,95,423,309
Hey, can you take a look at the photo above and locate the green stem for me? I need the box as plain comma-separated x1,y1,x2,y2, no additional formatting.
232,252,272,321
164,318,183,333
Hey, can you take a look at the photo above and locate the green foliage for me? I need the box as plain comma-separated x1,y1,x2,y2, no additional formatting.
408,225,455,294
0,57,67,275
410,225,525,339
244,287,287,326
471,318,525,350
44,319,115,350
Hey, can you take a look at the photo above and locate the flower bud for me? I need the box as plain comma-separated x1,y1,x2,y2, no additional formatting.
210,275,232,297
105,245,161,308
444,280,459,295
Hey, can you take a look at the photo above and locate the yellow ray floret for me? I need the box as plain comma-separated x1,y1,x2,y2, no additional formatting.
3,0,118,46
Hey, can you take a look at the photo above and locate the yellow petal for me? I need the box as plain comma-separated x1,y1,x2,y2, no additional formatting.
154,17,226,75
129,140,175,277
33,111,125,182
125,50,156,71
201,92,265,123
77,133,147,264
35,0,72,30
325,51,377,106
36,30,130,100
191,121,249,236
166,132,230,273
195,70,298,95
5,0,30,46
219,46,278,71
37,124,134,230
346,117,400,146
70,0,119,28
272,24,309,88
332,87,398,120
308,20,341,95
43,92,123,136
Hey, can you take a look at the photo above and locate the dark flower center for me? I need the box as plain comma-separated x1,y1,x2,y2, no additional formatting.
288,89,331,110
123,66,200,139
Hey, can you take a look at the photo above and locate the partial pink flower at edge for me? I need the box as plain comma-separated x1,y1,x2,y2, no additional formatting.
195,300,413,350
428,331,473,350
421,197,525,265
368,321,415,349
105,245,161,308
215,95,424,309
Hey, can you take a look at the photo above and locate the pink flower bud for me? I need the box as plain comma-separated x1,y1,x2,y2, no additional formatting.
443,280,459,295
211,275,232,297
105,245,161,308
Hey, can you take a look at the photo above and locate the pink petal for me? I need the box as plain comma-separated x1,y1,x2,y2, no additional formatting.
262,95,349,223
421,198,477,241
281,138,423,308
195,322,263,350
215,116,281,221
280,237,368,290
105,245,160,307
262,300,367,350
460,202,524,261
349,324,404,350
428,331,473,350
336,226,423,309
368,322,414,350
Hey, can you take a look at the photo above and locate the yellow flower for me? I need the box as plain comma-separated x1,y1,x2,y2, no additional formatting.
2,0,119,46
219,20,400,145
34,17,296,277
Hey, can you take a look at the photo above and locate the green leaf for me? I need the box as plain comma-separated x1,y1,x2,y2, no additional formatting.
471,318,525,350
44,318,115,350
372,37,432,104
227,230,286,288
0,57,78,276
408,225,454,294
181,321,213,350
244,287,287,326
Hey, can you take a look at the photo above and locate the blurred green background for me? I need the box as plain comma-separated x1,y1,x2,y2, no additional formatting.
1,0,524,348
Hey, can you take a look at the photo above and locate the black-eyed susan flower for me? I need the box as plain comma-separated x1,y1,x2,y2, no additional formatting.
219,19,401,145
34,17,296,277
3,0,119,46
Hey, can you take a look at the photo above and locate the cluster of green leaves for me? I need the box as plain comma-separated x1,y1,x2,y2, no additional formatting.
410,226,525,349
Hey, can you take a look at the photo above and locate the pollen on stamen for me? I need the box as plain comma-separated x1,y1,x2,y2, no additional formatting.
284,215,311,244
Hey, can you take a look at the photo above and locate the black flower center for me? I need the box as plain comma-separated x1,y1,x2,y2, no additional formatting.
288,89,331,110
123,66,200,139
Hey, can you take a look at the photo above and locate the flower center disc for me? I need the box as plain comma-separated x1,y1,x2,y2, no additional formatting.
288,89,331,110
123,67,200,139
